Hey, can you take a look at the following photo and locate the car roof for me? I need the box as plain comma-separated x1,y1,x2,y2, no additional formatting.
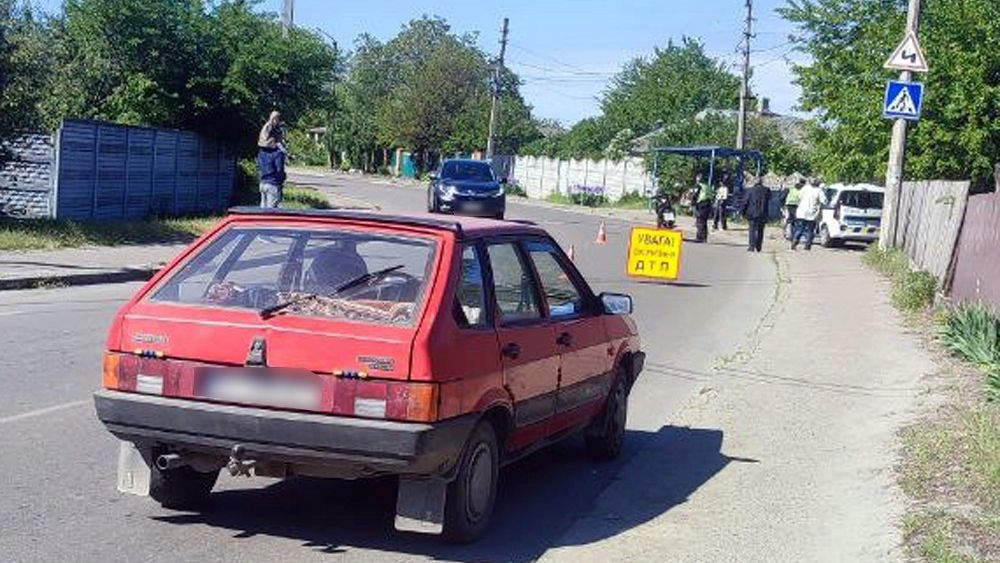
828,183,885,192
226,207,547,240
441,158,492,166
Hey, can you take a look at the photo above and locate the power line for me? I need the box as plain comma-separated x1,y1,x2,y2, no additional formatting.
518,74,610,83
507,43,595,75
508,59,614,77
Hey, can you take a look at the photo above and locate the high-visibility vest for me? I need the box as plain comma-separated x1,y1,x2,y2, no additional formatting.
696,183,715,204
786,187,802,206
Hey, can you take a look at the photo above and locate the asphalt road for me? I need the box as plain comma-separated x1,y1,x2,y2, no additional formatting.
0,173,776,562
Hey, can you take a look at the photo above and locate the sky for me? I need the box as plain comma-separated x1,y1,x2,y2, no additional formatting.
259,0,809,126
37,0,808,127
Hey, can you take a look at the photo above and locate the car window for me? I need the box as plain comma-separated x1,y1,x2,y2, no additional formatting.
454,245,488,328
524,240,585,318
152,227,435,326
441,161,495,182
839,191,884,209
486,243,541,323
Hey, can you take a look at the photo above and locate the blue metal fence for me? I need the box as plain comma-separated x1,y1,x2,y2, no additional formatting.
54,119,236,220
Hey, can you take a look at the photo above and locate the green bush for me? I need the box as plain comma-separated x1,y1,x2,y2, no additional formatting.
892,269,938,312
504,181,527,197
863,245,911,279
864,246,937,313
940,303,1000,401
286,129,328,167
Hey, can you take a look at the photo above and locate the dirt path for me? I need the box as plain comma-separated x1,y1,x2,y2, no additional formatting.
541,249,933,562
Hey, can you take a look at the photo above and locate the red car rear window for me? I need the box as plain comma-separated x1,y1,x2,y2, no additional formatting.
151,226,436,326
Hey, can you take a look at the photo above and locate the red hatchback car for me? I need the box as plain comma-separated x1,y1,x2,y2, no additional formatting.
95,208,644,542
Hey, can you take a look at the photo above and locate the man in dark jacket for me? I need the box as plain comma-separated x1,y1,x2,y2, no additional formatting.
741,180,772,252
257,147,286,208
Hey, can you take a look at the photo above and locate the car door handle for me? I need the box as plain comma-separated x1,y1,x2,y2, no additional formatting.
501,342,521,359
556,332,573,347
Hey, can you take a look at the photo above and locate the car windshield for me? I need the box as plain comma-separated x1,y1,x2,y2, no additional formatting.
441,161,495,182
839,191,884,209
151,226,436,326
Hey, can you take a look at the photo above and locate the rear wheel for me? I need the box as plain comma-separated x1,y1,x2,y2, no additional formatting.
585,372,628,460
150,464,219,510
820,225,835,248
443,422,499,543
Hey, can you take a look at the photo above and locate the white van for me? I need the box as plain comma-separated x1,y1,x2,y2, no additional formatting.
815,183,885,247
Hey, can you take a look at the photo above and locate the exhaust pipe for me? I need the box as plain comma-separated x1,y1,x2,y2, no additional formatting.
155,453,187,471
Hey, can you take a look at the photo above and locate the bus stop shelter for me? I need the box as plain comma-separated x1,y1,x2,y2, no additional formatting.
649,146,764,194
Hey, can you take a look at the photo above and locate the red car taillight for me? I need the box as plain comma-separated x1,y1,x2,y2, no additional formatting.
336,378,440,422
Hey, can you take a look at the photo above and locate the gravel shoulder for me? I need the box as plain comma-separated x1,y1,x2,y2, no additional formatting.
541,248,933,562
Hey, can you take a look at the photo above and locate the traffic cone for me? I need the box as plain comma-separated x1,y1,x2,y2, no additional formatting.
594,221,607,245
567,244,576,261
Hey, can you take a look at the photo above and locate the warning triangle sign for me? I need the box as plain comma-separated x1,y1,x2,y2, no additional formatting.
887,87,917,116
885,32,929,72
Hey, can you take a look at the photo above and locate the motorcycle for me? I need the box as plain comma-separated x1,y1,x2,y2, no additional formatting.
653,193,677,229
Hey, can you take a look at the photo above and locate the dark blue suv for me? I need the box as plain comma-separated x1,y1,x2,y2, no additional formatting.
427,159,506,220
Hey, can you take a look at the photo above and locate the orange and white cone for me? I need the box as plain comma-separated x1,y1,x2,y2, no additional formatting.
594,221,607,245
567,244,576,262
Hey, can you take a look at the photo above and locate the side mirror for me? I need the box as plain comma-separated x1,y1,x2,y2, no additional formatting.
599,292,633,315
428,172,438,182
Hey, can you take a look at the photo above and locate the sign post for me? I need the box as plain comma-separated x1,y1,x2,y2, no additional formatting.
881,0,925,249
626,227,684,281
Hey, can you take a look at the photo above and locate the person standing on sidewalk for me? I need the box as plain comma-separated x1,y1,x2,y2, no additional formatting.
741,179,772,252
257,111,286,208
791,178,828,251
713,174,731,231
693,174,715,243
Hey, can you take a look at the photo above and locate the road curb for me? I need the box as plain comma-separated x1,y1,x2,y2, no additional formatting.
0,266,159,291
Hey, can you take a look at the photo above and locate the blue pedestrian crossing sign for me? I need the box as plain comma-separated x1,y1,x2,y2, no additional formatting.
883,80,924,121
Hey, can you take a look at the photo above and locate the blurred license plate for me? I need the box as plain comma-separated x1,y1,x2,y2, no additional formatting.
464,201,484,212
198,369,320,410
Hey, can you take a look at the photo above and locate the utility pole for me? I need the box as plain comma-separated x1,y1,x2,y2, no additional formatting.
282,0,294,38
486,17,509,159
881,0,922,248
736,0,753,150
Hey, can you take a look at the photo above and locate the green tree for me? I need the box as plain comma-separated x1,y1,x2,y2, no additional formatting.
39,0,339,155
0,0,53,141
602,38,740,137
521,38,743,160
780,0,1000,190
327,16,538,173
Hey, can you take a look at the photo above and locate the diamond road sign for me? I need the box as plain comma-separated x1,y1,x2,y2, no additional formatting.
883,80,924,121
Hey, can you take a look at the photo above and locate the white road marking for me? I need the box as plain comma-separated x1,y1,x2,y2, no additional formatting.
0,310,24,317
0,399,89,425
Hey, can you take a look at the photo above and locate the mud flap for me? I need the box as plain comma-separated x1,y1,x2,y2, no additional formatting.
394,477,448,535
116,441,151,496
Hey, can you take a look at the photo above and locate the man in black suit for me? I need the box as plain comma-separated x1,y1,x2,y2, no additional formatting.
741,180,772,252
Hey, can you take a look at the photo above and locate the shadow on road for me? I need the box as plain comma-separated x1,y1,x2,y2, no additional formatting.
153,425,742,561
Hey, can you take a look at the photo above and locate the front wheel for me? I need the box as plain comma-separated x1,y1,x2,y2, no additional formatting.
150,464,219,509
585,373,628,460
443,422,499,543
427,189,439,213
